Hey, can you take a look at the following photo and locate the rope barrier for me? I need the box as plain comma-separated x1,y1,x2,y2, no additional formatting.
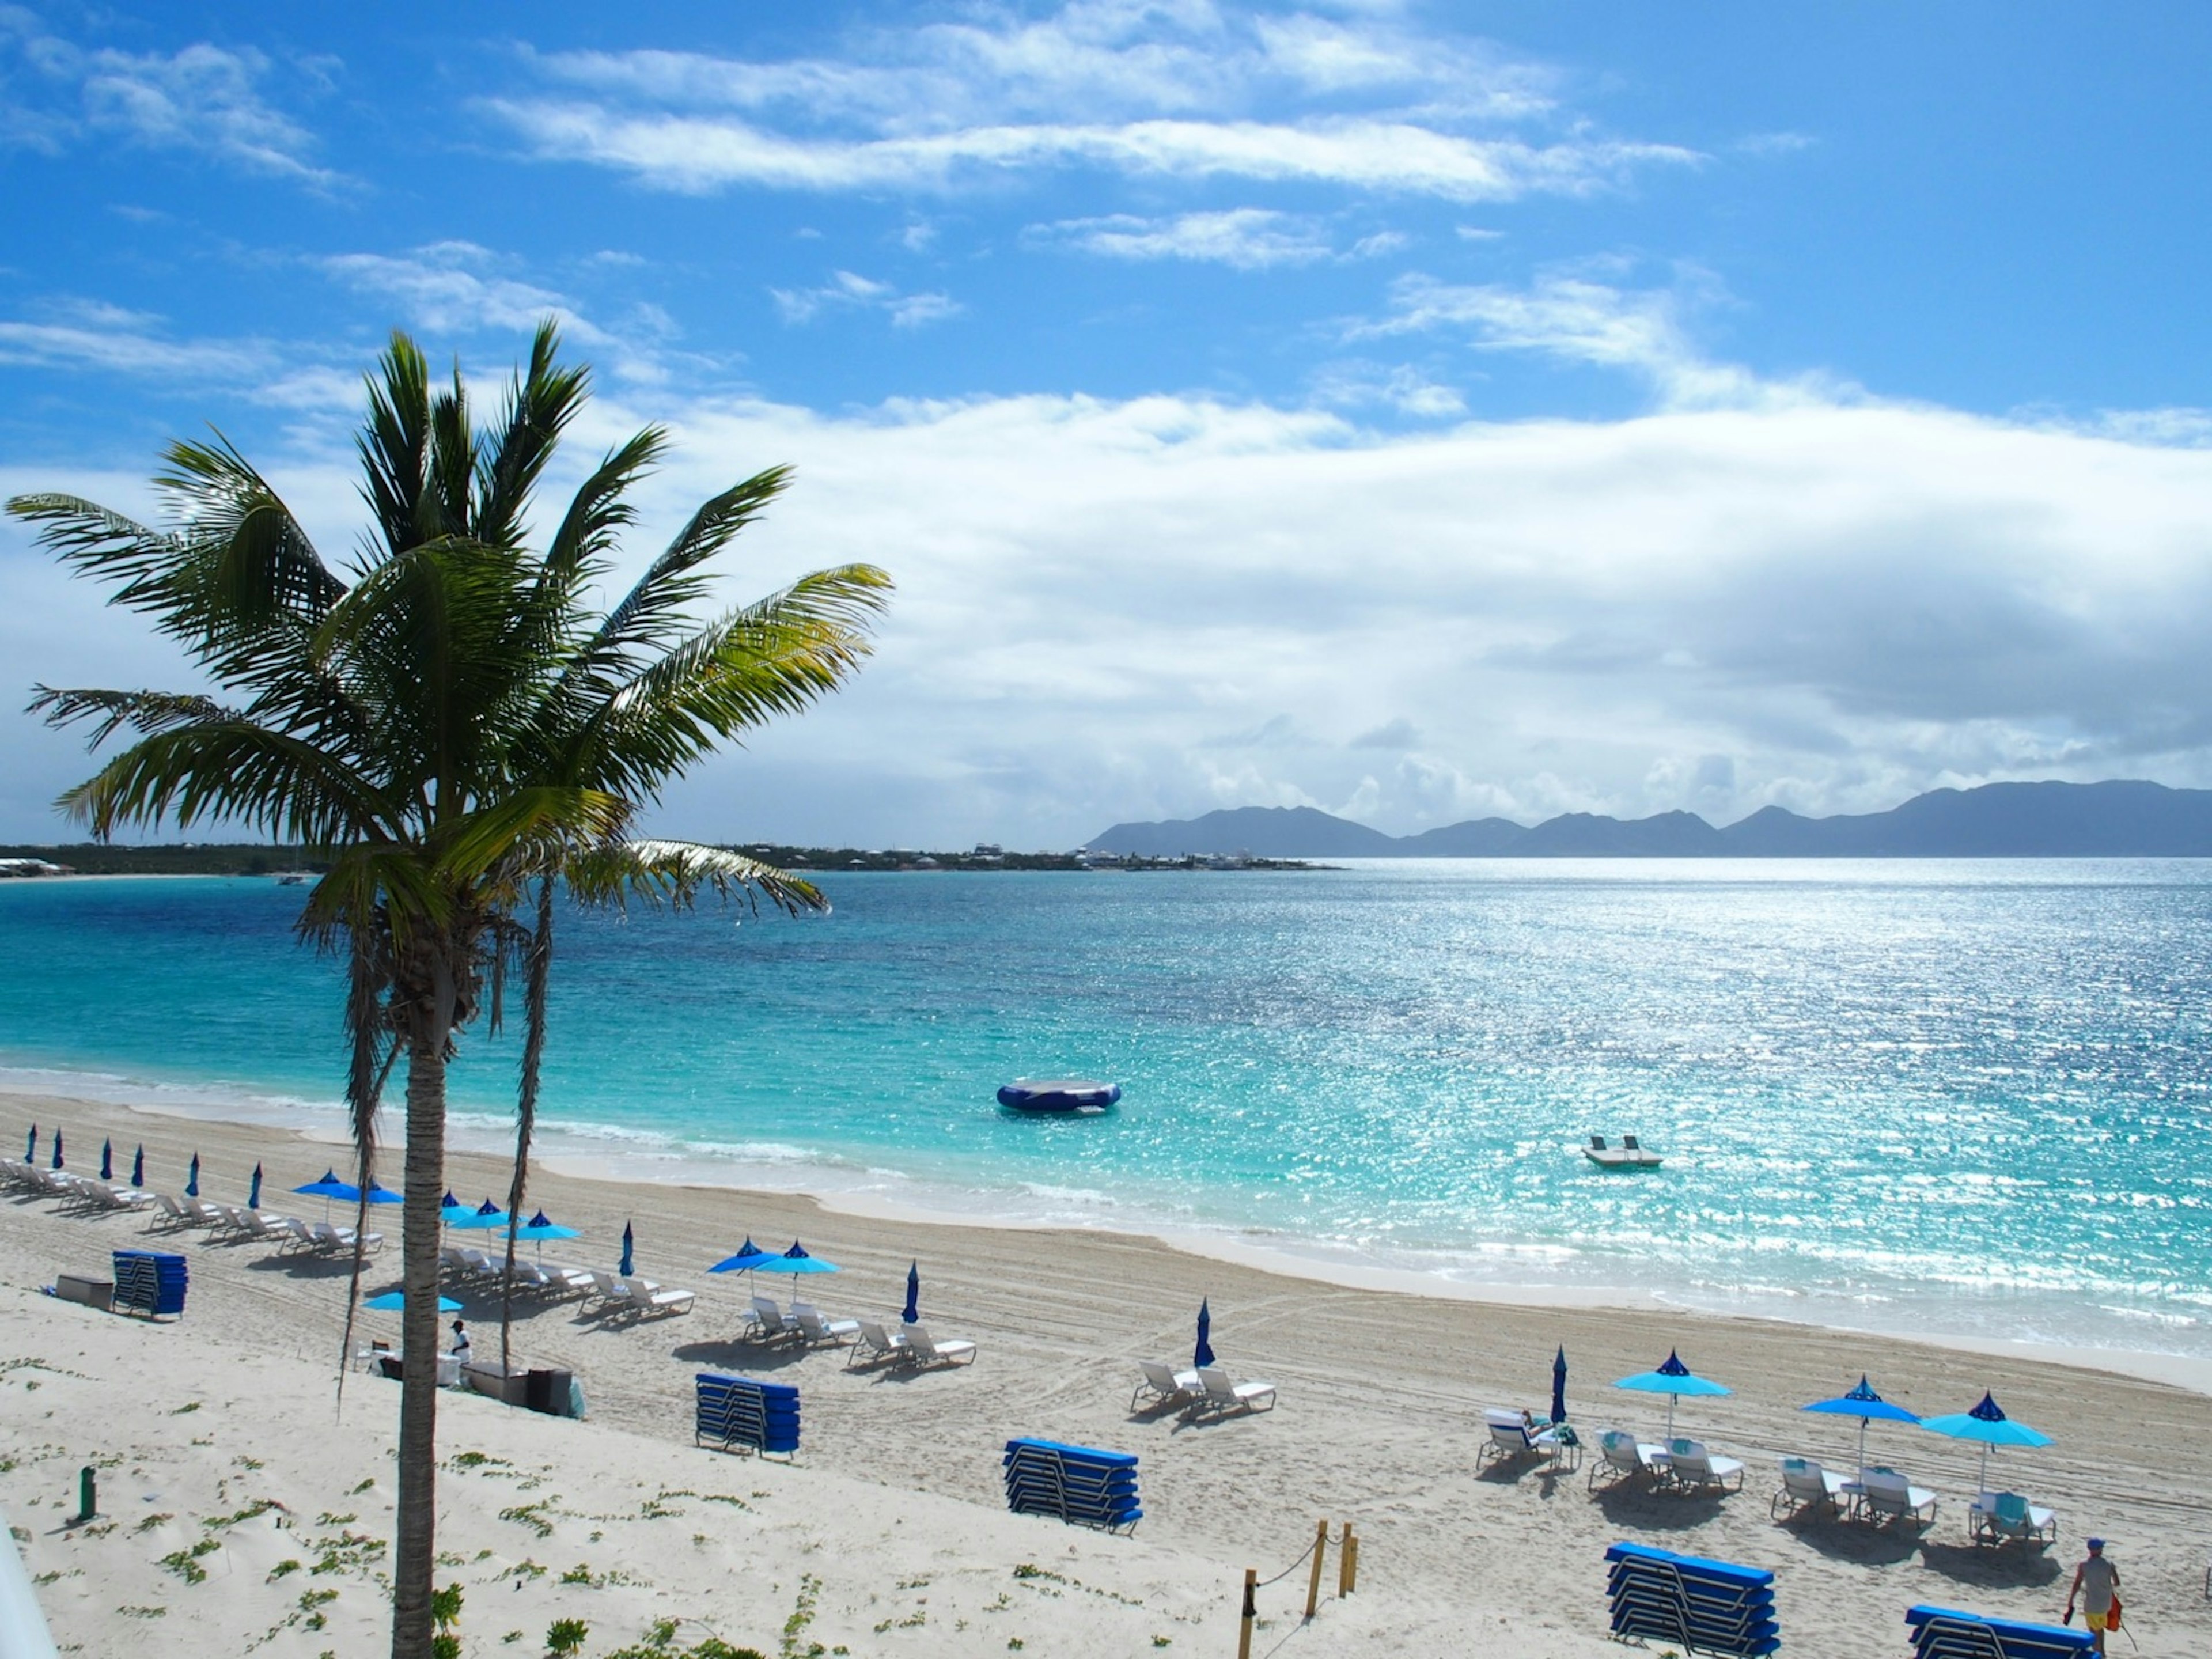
1237,1518,1357,1654
1253,1529,1321,1589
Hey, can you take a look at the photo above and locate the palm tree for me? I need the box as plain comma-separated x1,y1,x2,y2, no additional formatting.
9,322,891,1659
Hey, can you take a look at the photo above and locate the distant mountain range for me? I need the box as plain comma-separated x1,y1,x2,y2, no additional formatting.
1088,781,2212,858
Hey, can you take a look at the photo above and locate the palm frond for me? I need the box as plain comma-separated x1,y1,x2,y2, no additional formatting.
566,839,825,916
475,321,591,549
29,686,245,748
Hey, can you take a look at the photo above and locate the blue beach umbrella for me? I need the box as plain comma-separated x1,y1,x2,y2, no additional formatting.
619,1222,635,1278
1552,1346,1569,1425
24,1126,34,1161
185,1154,200,1198
440,1192,462,1225
708,1236,771,1275
130,1145,144,1188
248,1162,262,1209
449,1199,510,1230
51,1131,63,1170
100,1139,113,1181
331,1177,403,1206
1802,1376,1920,1475
363,1290,464,1313
1616,1350,1731,1441
773,1240,839,1294
903,1261,921,1326
1194,1299,1217,1370
514,1210,581,1263
293,1168,350,1221
1919,1391,2052,1496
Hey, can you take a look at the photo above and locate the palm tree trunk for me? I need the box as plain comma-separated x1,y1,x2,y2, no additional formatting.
392,1010,450,1659
500,879,555,1376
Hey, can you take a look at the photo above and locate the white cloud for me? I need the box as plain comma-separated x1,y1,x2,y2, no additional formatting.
1308,358,1465,417
486,6,1691,202
2,19,337,185
317,243,602,342
0,301,278,380
771,270,962,328
1033,207,1334,268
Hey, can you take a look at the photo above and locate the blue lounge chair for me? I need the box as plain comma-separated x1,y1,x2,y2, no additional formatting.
1605,1541,1778,1657
1907,1604,2093,1659
1002,1438,1141,1533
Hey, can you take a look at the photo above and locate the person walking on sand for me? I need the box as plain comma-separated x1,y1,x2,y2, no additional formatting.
447,1317,471,1366
2066,1537,2120,1655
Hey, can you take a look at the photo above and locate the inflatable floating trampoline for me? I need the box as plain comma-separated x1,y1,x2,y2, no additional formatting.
997,1079,1123,1115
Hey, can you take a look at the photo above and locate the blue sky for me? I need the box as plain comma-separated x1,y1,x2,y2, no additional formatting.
3,1,2211,847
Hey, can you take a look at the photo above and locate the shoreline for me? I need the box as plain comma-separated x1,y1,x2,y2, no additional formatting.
10,1077,2210,1398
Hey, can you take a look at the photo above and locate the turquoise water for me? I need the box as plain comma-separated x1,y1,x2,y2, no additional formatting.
2,863,2209,1355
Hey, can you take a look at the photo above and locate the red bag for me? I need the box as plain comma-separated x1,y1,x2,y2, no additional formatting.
2108,1596,2122,1630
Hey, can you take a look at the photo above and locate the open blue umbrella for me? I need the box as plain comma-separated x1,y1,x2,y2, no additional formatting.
619,1222,635,1278
247,1161,262,1209
513,1210,581,1263
440,1191,462,1224
903,1261,921,1325
1919,1391,2052,1495
1552,1346,1569,1425
130,1145,145,1187
708,1237,772,1275
1616,1350,1731,1441
51,1131,63,1171
1194,1298,1217,1369
449,1199,510,1230
1802,1376,1920,1475
185,1153,200,1198
100,1139,113,1181
363,1290,464,1313
772,1240,839,1293
335,1178,403,1205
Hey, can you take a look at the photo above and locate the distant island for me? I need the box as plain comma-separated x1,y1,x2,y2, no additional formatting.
1088,779,2212,858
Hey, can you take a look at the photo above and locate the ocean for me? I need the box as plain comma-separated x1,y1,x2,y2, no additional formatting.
2,862,2207,1359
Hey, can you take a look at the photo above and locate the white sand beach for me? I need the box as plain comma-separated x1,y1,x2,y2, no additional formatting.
3,1086,2210,1658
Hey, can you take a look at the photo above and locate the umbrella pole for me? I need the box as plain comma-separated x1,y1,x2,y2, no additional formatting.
1978,1444,1990,1497
1666,1396,1676,1442
1858,1417,1869,1477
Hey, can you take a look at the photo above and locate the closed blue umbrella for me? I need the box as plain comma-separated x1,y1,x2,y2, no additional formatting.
185,1153,200,1198
1615,1350,1731,1441
1802,1376,1920,1474
247,1161,262,1209
903,1261,921,1326
619,1222,635,1278
51,1131,63,1170
100,1139,113,1181
130,1145,145,1187
24,1126,34,1161
1919,1391,2052,1495
1194,1299,1216,1370
1552,1346,1569,1425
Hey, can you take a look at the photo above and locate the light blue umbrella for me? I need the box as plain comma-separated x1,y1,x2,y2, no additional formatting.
448,1199,511,1230
1616,1350,1732,1441
619,1222,635,1279
1802,1376,1920,1474
1919,1391,2052,1495
903,1261,921,1326
363,1290,463,1313
185,1153,200,1198
247,1162,262,1210
708,1237,771,1274
130,1145,145,1188
440,1191,462,1225
513,1210,581,1263
772,1240,838,1293
1194,1299,1216,1369
100,1139,113,1181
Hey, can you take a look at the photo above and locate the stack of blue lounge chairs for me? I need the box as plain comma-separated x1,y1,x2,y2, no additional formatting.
694,1373,800,1457
111,1249,188,1319
1605,1541,1778,1657
1907,1605,2094,1659
1002,1438,1141,1533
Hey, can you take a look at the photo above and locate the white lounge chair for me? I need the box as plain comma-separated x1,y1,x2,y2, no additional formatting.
1661,1439,1745,1494
1195,1364,1272,1415
312,1219,384,1253
902,1323,978,1368
793,1304,859,1346
1589,1429,1666,1490
1855,1467,1938,1527
849,1320,910,1368
585,1270,635,1310
622,1274,694,1316
1132,1360,1201,1411
1478,1408,1574,1469
1969,1490,2056,1546
151,1193,196,1229
1772,1456,1850,1519
746,1295,796,1339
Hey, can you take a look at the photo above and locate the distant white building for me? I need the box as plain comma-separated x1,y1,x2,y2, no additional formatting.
0,858,67,878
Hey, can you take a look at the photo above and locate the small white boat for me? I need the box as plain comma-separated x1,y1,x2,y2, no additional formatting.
1584,1134,1663,1169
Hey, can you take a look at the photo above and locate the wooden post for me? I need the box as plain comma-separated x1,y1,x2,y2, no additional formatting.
1337,1521,1354,1598
1236,1567,1257,1659
1304,1516,1328,1618
1343,1525,1359,1596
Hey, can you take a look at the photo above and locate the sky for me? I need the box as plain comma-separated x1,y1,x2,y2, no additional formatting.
2,1,2210,849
